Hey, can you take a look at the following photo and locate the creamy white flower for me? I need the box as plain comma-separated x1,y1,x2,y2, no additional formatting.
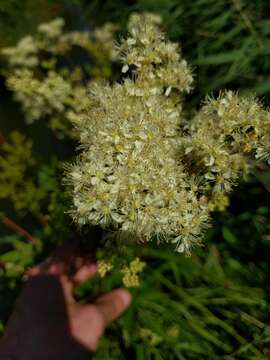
66,13,270,255
122,64,129,73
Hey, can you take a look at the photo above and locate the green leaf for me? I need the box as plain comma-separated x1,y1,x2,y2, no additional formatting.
195,51,242,65
222,227,237,245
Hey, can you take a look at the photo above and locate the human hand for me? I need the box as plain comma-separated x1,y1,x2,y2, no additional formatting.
0,241,131,359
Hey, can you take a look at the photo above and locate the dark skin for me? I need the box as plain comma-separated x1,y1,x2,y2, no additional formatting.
0,242,131,359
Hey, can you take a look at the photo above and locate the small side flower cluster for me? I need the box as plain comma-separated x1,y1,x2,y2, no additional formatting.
182,91,270,209
1,18,118,136
97,259,113,278
67,13,270,254
97,255,145,287
121,257,146,287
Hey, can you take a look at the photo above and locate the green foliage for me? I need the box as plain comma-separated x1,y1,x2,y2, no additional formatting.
83,0,270,107
0,3,270,359
0,235,42,279
0,0,54,47
74,242,270,359
0,131,43,214
0,131,68,227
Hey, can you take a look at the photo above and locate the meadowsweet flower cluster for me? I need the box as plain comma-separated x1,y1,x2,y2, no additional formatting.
67,12,270,254
1,18,118,136
97,251,145,287
182,91,270,209
97,259,113,278
121,257,146,287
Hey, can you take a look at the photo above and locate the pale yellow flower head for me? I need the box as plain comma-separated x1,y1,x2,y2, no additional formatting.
68,13,270,254
1,17,118,134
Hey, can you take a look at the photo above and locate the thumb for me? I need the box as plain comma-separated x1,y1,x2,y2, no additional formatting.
94,288,132,326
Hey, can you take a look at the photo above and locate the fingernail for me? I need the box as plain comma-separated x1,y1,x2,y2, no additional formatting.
117,289,132,307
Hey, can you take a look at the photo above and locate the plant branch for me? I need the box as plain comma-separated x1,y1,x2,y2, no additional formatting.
2,216,34,242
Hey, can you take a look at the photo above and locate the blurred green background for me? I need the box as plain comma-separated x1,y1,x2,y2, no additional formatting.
0,0,270,359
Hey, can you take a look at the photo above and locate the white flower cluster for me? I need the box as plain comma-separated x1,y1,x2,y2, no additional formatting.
1,35,39,67
68,13,208,254
7,69,72,122
184,91,270,201
2,18,117,68
1,18,118,133
68,13,270,253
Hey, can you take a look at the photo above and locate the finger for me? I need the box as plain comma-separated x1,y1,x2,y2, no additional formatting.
58,262,97,302
44,240,94,276
26,240,95,280
26,261,65,277
58,274,75,304
94,289,131,326
73,263,98,285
